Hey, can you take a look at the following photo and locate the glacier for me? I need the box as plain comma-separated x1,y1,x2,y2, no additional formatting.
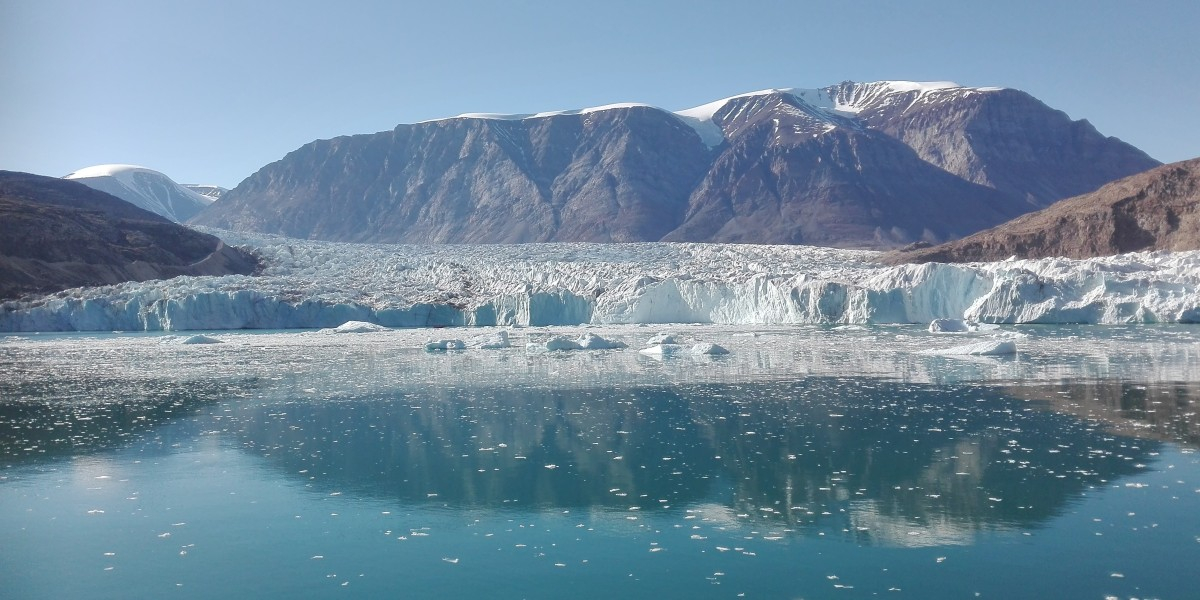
1,229,1198,332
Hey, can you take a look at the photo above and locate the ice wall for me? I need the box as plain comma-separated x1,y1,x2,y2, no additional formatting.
3,231,1198,332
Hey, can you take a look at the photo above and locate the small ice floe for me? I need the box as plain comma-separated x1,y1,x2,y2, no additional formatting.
466,330,510,349
575,332,626,350
425,339,466,351
327,321,389,334
180,334,222,345
527,335,582,352
639,343,729,357
647,332,681,345
922,339,1017,356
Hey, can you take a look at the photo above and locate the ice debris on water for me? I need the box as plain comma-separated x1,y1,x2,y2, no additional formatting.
466,330,510,349
425,339,466,351
928,319,1000,333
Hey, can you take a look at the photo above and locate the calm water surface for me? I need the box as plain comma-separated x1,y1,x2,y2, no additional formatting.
1,325,1198,599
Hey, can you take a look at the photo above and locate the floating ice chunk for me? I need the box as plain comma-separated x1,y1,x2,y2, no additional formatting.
642,342,729,357
466,330,510,349
929,319,970,333
576,332,626,350
924,339,1017,356
180,334,222,344
529,335,583,352
647,333,682,345
425,339,466,351
331,321,389,333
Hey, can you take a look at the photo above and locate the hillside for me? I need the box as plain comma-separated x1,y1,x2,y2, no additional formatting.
883,158,1200,264
0,171,258,300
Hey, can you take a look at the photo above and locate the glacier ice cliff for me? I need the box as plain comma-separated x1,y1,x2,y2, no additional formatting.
2,230,1198,332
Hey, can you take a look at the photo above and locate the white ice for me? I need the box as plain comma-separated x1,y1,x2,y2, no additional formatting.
3,230,1198,332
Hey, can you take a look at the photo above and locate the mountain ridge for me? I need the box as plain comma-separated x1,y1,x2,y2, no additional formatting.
192,81,1160,247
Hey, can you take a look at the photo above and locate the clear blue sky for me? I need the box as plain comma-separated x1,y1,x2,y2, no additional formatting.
3,0,1197,188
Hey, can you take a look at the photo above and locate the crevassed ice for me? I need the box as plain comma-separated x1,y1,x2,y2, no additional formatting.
2,230,1198,332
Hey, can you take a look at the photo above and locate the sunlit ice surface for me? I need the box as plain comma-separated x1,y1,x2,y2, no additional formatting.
1,323,1198,598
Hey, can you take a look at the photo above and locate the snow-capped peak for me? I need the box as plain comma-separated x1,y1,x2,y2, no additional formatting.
65,163,157,179
64,164,214,222
412,81,1005,149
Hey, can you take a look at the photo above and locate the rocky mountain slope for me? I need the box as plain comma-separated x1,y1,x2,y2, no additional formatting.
66,164,214,222
193,81,1159,248
0,171,258,300
883,157,1200,263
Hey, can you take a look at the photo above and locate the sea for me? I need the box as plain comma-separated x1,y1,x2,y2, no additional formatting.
2,324,1197,599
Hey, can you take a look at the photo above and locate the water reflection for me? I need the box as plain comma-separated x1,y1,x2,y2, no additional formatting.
0,376,258,463
227,378,1160,545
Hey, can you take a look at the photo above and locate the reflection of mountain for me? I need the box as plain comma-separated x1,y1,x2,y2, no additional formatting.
1008,380,1200,446
230,378,1157,543
0,376,257,463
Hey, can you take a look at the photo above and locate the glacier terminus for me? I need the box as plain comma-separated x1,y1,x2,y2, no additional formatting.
3,230,1198,332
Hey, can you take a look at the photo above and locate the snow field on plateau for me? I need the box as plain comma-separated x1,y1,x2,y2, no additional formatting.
2,230,1199,332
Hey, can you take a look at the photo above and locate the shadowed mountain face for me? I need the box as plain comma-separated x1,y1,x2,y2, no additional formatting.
884,157,1200,264
193,82,1159,248
0,171,258,300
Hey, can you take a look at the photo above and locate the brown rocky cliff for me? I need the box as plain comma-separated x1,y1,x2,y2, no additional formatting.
883,158,1200,264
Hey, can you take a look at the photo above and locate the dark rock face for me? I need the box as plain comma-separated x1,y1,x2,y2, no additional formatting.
883,158,1200,264
197,107,713,243
194,82,1160,247
0,171,258,300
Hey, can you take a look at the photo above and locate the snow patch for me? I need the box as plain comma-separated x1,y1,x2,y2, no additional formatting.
64,164,214,222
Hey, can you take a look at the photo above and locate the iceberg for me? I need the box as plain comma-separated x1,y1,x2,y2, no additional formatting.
466,330,511,349
327,320,389,333
575,332,626,350
2,229,1199,332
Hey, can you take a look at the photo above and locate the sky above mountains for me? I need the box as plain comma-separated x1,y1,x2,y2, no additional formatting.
3,0,1197,189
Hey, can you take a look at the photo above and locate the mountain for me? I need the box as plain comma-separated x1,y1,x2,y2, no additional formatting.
882,158,1200,264
0,171,258,300
65,164,214,223
192,81,1159,248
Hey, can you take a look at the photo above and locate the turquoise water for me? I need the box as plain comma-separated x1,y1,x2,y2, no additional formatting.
1,326,1198,598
